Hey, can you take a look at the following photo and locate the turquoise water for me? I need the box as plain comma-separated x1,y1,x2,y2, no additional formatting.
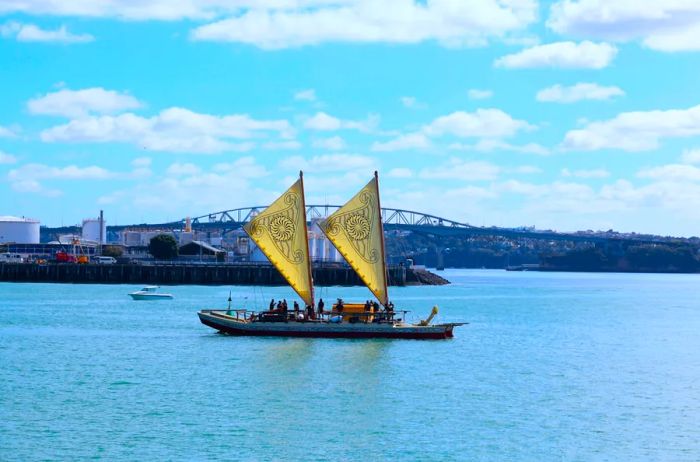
1,270,699,461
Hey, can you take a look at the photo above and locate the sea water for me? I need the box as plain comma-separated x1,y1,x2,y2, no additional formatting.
1,270,699,461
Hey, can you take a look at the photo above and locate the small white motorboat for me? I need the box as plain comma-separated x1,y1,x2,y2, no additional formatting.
128,286,174,300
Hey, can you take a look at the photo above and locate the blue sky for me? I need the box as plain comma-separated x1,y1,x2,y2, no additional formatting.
2,1,700,236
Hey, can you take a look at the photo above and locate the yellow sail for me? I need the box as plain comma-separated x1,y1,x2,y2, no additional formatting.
243,174,314,307
318,172,388,305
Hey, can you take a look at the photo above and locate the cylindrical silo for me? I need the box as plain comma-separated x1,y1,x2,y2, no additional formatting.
0,216,40,244
82,218,107,244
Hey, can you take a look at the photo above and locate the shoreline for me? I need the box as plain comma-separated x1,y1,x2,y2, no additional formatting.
0,263,449,286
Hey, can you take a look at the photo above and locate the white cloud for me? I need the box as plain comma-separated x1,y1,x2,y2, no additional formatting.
0,1,349,21
294,89,316,101
279,153,376,173
371,132,430,152
129,158,152,178
386,173,700,235
312,136,346,150
547,0,700,52
494,41,617,69
166,162,202,176
448,139,550,155
131,157,151,167
304,112,340,130
383,185,496,224
213,157,269,177
262,140,302,150
377,109,537,154
644,23,700,52
190,1,538,49
637,164,700,182
98,157,272,214
467,89,493,100
400,96,416,108
28,87,142,118
495,177,700,233
512,165,542,174
0,151,18,164
1,21,93,43
6,161,151,197
10,178,62,197
561,168,610,178
386,167,413,178
424,109,534,138
303,111,379,132
561,104,700,152
0,125,17,137
681,148,700,164
419,158,500,181
40,107,294,153
494,179,548,197
291,171,372,196
400,96,426,108
536,83,624,103
8,163,113,181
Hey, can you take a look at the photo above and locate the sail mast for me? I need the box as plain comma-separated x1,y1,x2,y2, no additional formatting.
317,173,388,306
299,170,315,308
373,171,389,306
243,177,313,307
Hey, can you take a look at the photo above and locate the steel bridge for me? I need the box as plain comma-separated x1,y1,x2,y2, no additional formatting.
191,205,474,230
108,205,665,245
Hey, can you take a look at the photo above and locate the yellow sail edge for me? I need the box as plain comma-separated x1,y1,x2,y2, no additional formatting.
318,173,389,305
243,175,314,307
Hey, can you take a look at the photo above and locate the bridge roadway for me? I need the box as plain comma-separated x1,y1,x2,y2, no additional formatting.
102,205,669,245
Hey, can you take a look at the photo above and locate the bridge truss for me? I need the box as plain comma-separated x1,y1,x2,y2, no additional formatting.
190,205,475,229
104,205,668,246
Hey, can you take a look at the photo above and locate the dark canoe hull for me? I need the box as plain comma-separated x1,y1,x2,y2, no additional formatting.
198,310,463,340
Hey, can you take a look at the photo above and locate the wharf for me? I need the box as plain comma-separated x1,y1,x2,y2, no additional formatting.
0,263,449,286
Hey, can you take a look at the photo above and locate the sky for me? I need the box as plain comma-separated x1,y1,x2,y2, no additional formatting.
2,1,700,236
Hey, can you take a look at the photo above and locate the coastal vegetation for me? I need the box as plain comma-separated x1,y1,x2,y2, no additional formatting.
101,245,123,258
541,245,700,273
148,234,179,260
387,232,700,273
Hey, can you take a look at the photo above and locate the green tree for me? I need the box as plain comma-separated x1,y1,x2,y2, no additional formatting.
148,234,179,260
102,245,123,258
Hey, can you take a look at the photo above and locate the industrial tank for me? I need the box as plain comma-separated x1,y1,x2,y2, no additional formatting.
0,216,40,244
82,218,107,244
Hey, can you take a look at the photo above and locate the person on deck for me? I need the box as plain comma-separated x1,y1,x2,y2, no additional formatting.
318,298,325,315
276,300,283,311
364,300,371,312
269,299,275,311
293,301,299,313
336,298,344,313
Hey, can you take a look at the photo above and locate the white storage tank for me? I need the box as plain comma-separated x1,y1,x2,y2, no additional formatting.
0,216,40,244
82,218,106,244
309,234,321,261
